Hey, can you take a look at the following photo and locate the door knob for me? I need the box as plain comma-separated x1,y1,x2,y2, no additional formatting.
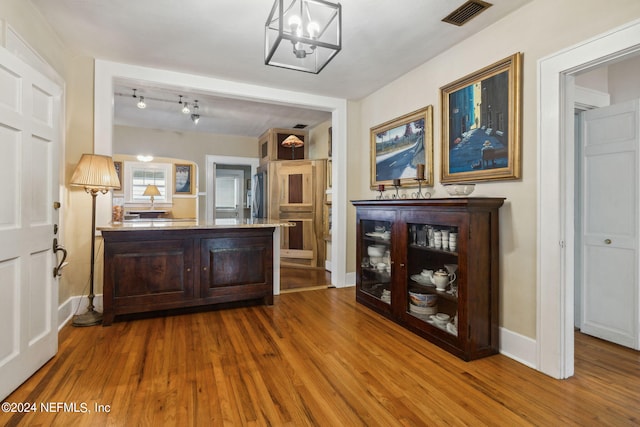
604,238,612,245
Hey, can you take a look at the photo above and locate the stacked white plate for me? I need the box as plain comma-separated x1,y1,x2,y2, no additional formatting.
409,304,437,315
380,289,391,304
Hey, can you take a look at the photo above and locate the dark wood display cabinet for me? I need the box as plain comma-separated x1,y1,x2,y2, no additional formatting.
352,198,504,361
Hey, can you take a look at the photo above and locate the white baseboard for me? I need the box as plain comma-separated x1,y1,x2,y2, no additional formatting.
340,271,356,288
499,327,537,369
58,294,104,330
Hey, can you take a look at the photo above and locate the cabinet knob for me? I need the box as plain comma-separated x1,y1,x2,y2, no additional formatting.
604,238,612,245
399,263,405,268
203,267,207,271
187,268,191,272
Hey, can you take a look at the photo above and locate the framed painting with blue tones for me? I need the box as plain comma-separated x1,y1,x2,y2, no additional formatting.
440,53,522,183
370,106,433,189
174,164,193,194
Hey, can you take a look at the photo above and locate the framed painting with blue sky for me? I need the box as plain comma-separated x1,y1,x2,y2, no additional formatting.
441,53,522,183
370,106,433,189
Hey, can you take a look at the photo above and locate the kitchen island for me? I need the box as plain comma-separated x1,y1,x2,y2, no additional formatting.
98,219,292,325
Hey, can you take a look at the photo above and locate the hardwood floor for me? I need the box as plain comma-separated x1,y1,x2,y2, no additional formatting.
2,287,639,426
280,266,331,292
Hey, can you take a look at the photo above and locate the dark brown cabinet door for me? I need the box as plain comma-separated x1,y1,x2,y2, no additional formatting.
103,236,194,324
355,208,396,316
200,230,273,304
400,209,468,357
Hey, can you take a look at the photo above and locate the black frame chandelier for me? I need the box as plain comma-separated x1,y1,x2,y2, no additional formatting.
265,0,342,74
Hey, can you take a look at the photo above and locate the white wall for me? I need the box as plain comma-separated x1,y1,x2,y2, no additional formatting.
575,54,640,104
609,54,640,103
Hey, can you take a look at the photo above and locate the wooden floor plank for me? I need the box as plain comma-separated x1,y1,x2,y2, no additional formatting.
2,287,639,426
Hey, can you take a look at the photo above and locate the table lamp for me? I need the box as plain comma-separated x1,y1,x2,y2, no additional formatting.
281,134,304,159
143,184,161,209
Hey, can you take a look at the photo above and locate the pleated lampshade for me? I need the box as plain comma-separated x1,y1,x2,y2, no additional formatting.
70,154,121,190
281,134,304,148
143,184,161,197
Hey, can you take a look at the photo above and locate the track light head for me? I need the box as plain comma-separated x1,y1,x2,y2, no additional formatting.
191,100,200,124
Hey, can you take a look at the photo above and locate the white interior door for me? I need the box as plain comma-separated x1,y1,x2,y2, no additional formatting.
0,47,62,399
580,100,639,349
215,169,245,220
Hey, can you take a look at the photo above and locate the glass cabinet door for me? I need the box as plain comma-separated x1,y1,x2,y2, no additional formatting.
406,221,459,337
359,219,392,305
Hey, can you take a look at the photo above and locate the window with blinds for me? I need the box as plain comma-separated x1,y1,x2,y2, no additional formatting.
123,161,173,204
132,168,166,201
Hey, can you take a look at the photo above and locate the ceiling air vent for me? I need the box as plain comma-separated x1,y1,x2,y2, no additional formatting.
293,124,308,129
442,0,493,26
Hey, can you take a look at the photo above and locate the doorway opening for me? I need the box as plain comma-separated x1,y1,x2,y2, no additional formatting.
538,19,640,379
214,166,250,221
205,155,259,223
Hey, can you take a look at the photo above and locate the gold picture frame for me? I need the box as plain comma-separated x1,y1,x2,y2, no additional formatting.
370,106,433,189
440,52,523,183
174,164,193,194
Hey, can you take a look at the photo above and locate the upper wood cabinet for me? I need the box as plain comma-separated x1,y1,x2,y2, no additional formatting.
259,128,309,166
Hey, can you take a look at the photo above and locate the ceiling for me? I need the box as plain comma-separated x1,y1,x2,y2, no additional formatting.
32,0,533,137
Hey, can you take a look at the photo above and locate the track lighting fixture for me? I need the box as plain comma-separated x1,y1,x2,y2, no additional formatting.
191,100,200,125
132,89,147,109
179,95,190,114
121,89,205,124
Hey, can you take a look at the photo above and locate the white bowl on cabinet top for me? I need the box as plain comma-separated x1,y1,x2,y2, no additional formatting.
443,184,475,197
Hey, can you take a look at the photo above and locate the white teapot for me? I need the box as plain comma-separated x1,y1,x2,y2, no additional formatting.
432,269,451,291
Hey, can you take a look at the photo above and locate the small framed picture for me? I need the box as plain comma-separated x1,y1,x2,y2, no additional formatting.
174,164,193,194
113,161,122,191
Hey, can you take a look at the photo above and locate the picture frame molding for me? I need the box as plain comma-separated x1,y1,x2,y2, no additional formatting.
440,52,523,183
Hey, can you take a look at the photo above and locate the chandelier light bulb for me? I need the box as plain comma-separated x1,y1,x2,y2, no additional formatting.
182,103,190,114
288,15,301,33
137,96,146,109
307,21,320,38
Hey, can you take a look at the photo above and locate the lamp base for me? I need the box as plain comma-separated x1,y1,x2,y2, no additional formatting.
72,309,103,327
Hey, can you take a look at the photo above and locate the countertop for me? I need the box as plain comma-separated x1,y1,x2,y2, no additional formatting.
98,218,294,232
